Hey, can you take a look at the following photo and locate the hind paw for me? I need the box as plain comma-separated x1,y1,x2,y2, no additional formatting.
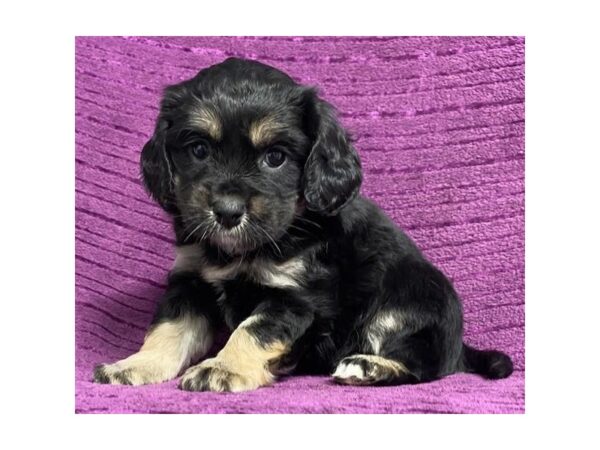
332,354,410,386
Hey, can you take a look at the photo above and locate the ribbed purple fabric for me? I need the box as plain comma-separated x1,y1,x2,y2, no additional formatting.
75,36,524,413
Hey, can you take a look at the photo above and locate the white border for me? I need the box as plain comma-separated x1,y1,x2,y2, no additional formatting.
3,0,600,448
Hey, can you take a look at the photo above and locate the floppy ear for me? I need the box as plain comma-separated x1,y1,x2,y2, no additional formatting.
302,94,362,215
140,85,187,214
140,118,177,213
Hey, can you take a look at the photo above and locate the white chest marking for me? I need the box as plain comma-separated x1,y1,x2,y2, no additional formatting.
172,245,306,289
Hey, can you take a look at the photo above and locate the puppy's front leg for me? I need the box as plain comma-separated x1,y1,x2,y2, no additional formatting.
180,293,313,392
93,273,219,386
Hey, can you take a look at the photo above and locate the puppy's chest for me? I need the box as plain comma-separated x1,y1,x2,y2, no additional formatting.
173,244,306,290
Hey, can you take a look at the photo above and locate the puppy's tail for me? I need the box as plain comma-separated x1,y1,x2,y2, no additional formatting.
460,343,514,379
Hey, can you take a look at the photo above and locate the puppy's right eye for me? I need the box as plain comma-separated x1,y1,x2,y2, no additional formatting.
190,141,209,160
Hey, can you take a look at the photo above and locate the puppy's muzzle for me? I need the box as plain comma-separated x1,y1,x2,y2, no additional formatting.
211,196,247,229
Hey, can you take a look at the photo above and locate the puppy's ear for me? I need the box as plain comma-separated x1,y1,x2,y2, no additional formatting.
140,85,185,214
302,93,362,215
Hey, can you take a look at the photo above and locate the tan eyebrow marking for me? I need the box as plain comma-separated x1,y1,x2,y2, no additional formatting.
248,116,284,147
189,106,222,141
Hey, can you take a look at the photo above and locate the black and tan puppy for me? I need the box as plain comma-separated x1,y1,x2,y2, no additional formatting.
93,58,513,392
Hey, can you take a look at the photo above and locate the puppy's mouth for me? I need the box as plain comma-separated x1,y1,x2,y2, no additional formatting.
209,213,251,254
190,211,278,255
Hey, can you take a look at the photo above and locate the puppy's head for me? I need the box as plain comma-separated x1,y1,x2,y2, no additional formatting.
141,57,361,254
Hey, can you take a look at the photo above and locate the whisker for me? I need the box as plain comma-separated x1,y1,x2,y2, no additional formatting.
293,215,323,230
184,221,206,243
183,213,214,243
251,221,283,258
287,223,319,238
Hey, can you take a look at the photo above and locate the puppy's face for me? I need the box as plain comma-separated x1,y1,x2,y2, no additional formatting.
165,65,310,254
141,58,362,254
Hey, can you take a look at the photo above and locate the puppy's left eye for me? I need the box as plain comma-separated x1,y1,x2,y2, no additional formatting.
264,148,286,168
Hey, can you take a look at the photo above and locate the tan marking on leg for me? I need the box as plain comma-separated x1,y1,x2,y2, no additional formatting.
359,354,410,376
180,315,288,392
248,116,283,147
93,314,213,386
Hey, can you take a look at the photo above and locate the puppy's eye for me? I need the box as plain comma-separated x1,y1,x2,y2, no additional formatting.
190,141,209,160
264,148,286,168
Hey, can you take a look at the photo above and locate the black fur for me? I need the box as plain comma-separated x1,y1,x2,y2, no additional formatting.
133,57,513,387
302,98,362,215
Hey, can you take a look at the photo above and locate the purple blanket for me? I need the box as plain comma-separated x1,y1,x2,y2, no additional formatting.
75,36,524,413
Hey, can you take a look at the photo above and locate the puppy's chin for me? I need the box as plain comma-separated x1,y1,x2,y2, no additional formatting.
207,221,287,256
207,219,260,255
209,231,247,255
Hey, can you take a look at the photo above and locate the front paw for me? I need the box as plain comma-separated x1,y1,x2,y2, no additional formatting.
93,362,140,385
93,357,176,386
179,358,272,393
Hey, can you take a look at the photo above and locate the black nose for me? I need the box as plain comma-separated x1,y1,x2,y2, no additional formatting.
212,197,247,229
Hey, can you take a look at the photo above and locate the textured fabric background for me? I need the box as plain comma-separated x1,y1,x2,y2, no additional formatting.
75,36,525,413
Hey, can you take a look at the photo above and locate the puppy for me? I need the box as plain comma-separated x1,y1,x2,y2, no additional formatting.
93,57,513,392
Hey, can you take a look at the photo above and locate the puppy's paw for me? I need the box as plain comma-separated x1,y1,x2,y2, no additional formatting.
93,362,142,385
93,356,177,386
332,354,410,386
179,358,273,393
